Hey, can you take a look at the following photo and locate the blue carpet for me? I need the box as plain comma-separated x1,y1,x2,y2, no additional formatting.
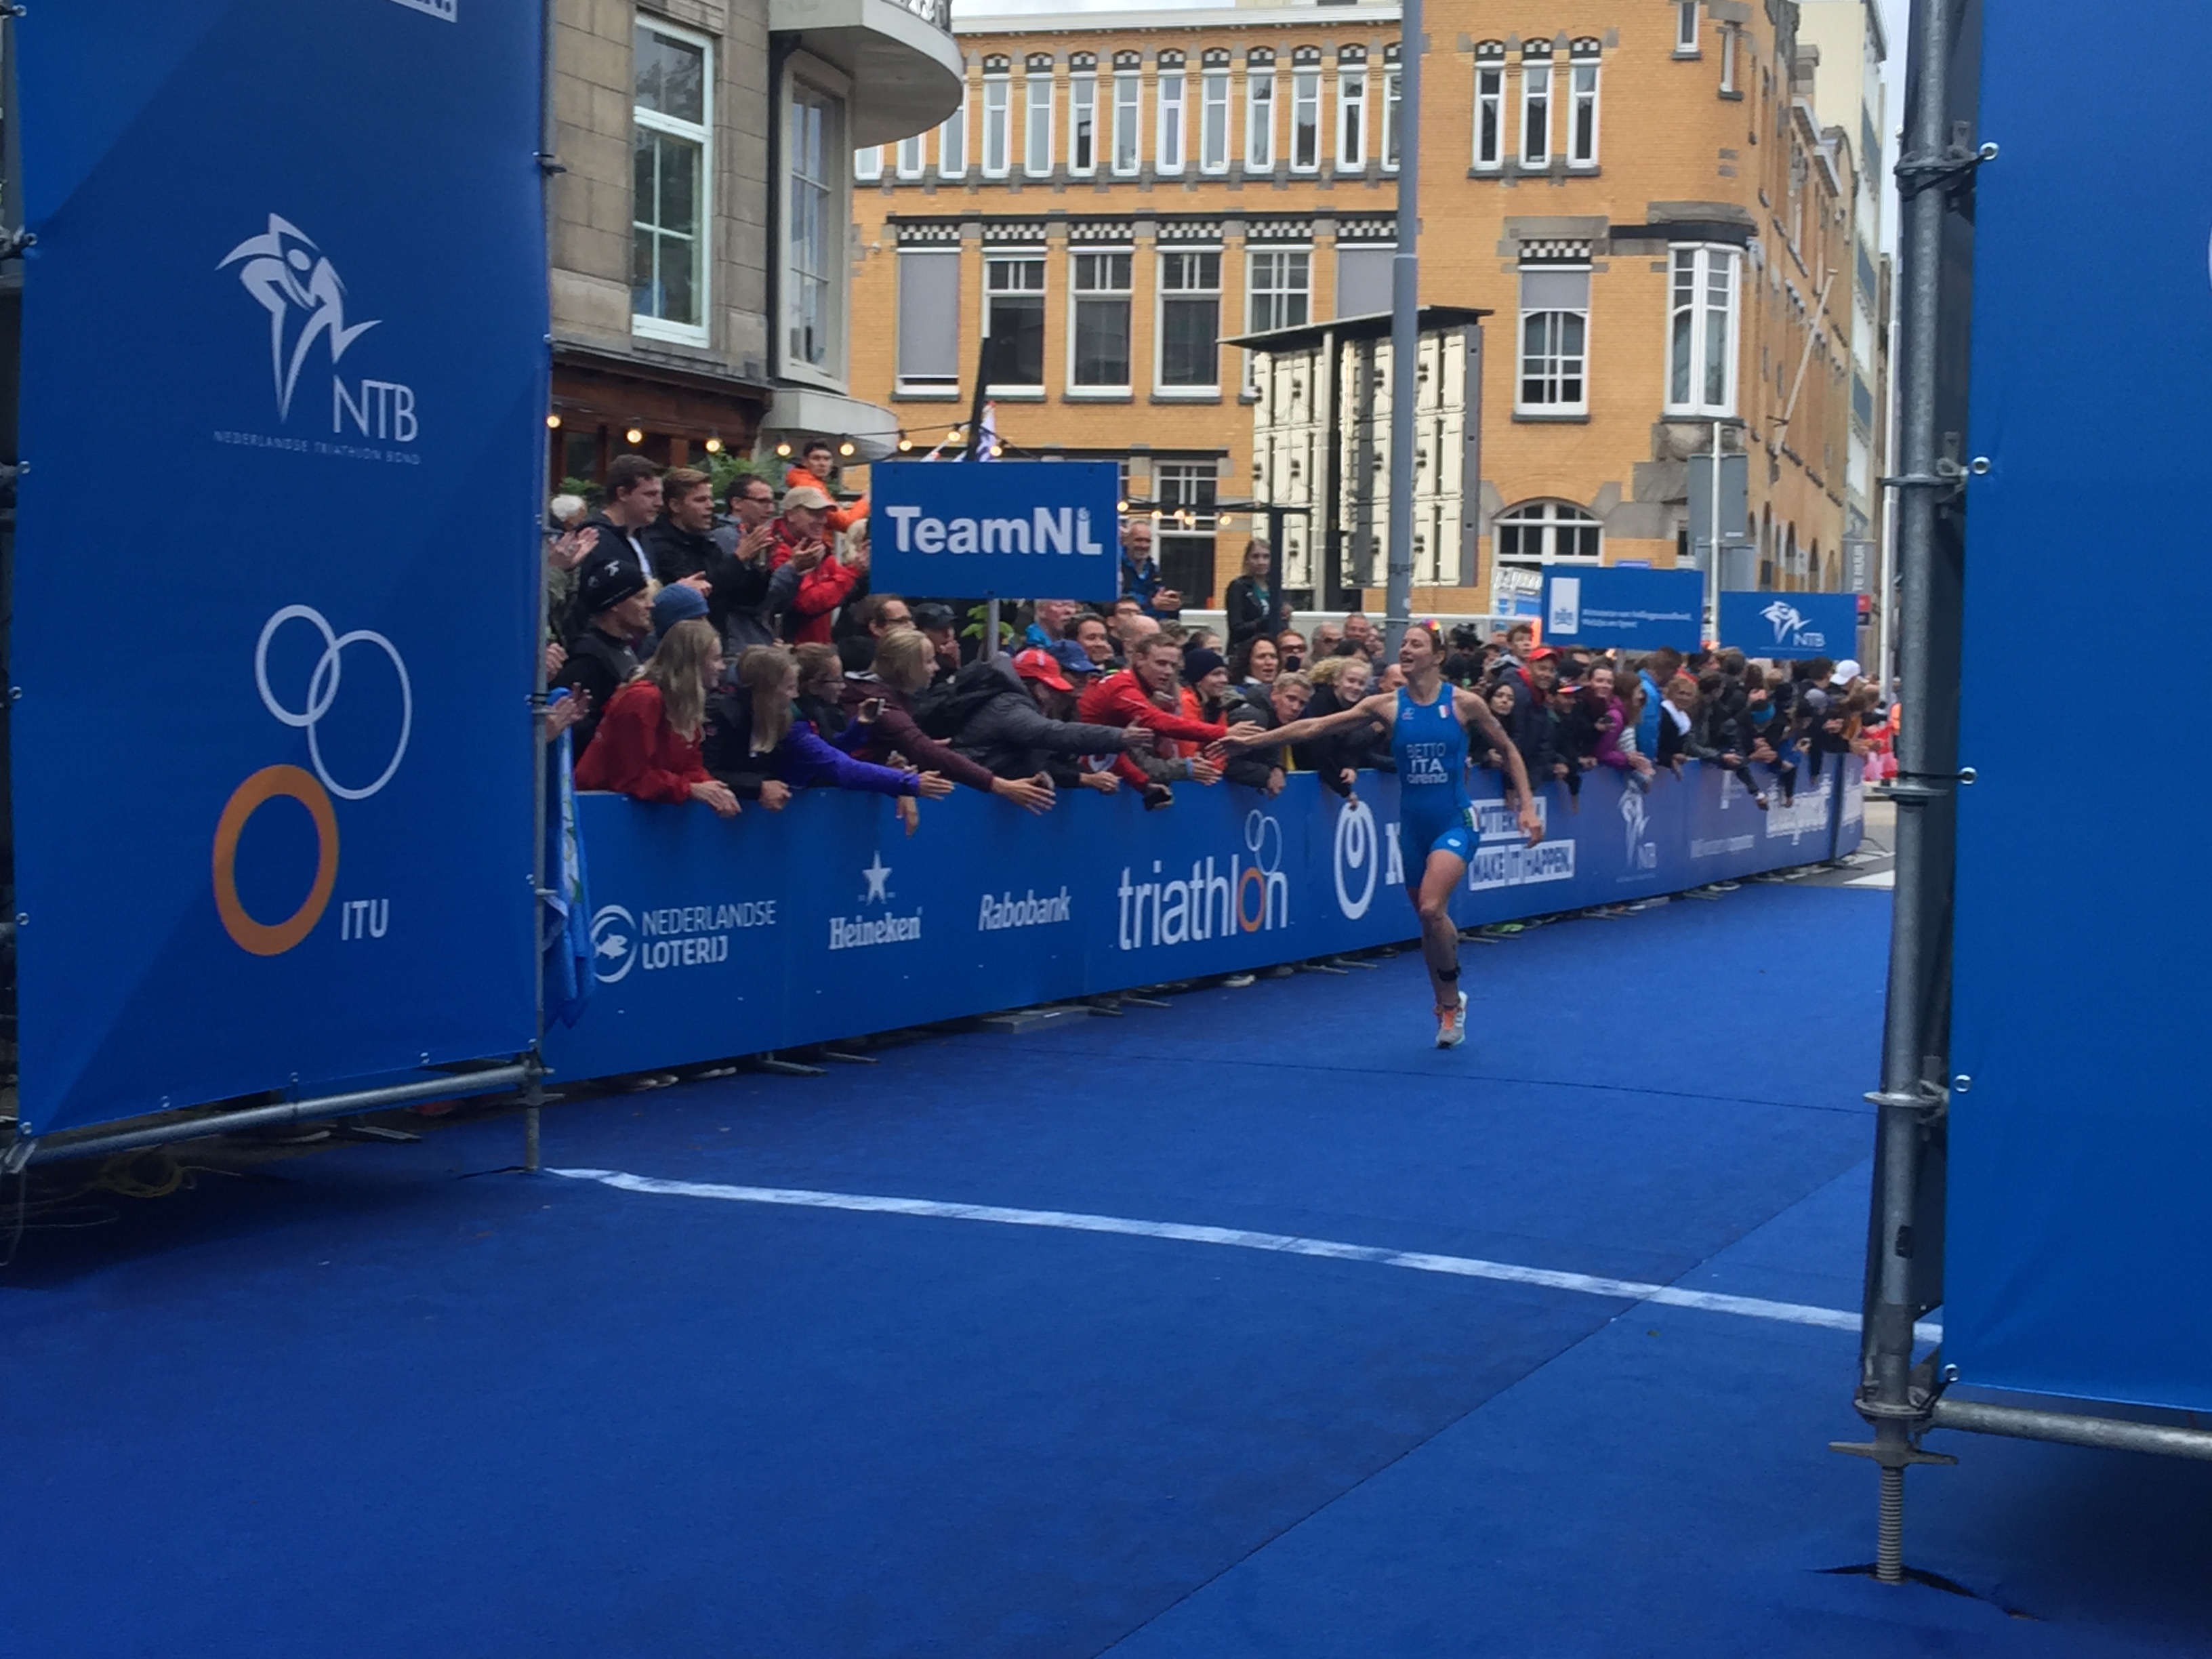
5,883,2204,1657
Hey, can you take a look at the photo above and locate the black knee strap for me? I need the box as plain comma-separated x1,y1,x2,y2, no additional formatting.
1437,965,1460,983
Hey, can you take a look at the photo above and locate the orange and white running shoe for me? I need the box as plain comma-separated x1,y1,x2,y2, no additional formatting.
1435,990,1469,1050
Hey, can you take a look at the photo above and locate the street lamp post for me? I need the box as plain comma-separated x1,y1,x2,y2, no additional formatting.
1382,0,1422,651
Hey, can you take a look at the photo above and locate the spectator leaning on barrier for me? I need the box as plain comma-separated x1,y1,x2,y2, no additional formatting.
642,466,719,586
555,556,653,756
1223,670,1313,796
958,647,1153,787
573,618,739,819
701,644,944,834
843,628,1056,813
1076,632,1259,808
793,641,848,736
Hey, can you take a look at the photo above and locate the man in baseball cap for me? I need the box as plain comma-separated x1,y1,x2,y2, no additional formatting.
768,483,857,645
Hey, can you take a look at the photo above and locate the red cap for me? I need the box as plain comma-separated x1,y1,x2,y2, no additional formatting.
1011,647,1074,693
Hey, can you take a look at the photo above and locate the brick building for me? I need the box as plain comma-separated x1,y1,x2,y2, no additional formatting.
544,0,962,483
846,0,1874,617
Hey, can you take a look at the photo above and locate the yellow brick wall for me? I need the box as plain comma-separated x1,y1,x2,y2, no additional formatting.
848,1,1860,622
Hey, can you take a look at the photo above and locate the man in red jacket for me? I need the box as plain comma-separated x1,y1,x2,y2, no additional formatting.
769,483,860,645
1077,633,1264,806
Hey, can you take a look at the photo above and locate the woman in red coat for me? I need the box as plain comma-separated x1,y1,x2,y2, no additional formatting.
573,618,740,818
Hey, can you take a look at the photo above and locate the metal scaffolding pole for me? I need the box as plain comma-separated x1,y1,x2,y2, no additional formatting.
1836,0,1970,1584
1380,0,1421,651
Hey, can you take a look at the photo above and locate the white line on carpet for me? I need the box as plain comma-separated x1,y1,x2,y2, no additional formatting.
1846,869,1896,889
550,1168,1942,1344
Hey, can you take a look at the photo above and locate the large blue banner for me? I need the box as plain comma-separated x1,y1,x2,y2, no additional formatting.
1541,567,1704,650
1944,0,2212,1413
1716,591,1858,661
12,0,546,1133
544,762,1860,1084
869,461,1122,599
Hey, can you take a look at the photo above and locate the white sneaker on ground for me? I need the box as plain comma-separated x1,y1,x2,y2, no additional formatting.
1435,990,1469,1050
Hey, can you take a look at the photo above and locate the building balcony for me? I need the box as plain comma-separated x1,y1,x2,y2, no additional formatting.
770,0,962,147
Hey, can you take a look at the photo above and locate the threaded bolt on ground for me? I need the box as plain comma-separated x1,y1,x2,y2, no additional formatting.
1877,1466,1906,1582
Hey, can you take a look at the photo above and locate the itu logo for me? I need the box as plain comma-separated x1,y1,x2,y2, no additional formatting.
1333,797,1380,920
211,606,412,956
220,216,416,442
1760,598,1826,651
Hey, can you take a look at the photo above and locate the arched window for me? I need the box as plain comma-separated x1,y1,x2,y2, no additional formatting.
1490,499,1601,615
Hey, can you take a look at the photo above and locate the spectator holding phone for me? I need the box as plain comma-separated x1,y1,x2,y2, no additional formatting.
573,619,739,818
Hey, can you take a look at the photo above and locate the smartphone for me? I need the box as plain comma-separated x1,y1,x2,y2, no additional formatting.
859,697,885,722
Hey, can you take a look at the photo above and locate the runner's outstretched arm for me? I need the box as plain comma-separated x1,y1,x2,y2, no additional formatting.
1222,692,1395,753
1455,689,1544,845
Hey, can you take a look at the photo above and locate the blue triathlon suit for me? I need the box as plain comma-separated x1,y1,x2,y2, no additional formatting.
1392,683,1478,872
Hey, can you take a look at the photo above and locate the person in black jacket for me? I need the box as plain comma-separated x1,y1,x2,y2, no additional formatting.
956,649,1152,787
701,473,792,652
1223,673,1313,795
1482,651,1565,801
640,467,720,585
553,557,653,757
1221,540,1288,647
1294,656,1389,794
562,454,661,642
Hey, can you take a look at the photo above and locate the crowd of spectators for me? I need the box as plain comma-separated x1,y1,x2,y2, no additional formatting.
542,458,1891,827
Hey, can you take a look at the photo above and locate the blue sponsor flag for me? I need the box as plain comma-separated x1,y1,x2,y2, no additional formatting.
543,723,593,1029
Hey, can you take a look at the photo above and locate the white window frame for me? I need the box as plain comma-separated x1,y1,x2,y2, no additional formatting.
1112,70,1143,175
1290,68,1322,173
1381,66,1401,171
1069,73,1097,175
897,131,926,179
1719,26,1738,94
1336,66,1367,170
1473,62,1504,169
1675,0,1700,57
895,248,962,398
1494,499,1603,569
1666,244,1740,417
1024,68,1054,176
1067,248,1134,395
1515,267,1590,415
981,70,1011,178
1244,246,1310,388
1200,68,1231,173
1155,247,1222,396
1156,67,1186,174
632,18,714,348
983,251,1048,395
777,56,850,387
1568,60,1599,168
1245,64,1275,170
938,90,968,178
855,144,883,182
1519,60,1551,167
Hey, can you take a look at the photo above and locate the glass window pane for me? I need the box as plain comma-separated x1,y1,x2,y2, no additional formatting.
659,138,697,237
636,26,705,124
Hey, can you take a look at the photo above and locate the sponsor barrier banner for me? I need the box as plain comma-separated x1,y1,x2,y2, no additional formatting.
868,461,1122,599
1945,0,2212,1414
1717,591,1858,661
1541,567,1704,650
11,0,545,1132
544,760,1860,1084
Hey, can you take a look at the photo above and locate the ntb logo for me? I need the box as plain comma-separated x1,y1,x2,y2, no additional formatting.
1759,599,1826,651
220,215,417,443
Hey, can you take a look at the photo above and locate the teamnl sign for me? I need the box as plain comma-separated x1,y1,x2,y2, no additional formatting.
870,459,1122,599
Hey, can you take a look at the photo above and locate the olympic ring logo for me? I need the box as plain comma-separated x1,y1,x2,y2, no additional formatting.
212,605,413,956
1332,797,1379,920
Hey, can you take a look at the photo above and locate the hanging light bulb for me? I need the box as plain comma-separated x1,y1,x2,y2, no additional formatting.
624,426,644,446
703,436,723,455
775,441,792,457
545,413,562,430
838,439,857,457
945,428,962,444
897,437,914,452
991,443,1004,458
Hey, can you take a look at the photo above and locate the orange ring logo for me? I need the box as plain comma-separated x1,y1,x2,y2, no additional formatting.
212,764,340,956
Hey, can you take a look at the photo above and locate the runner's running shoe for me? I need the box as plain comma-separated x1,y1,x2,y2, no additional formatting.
1435,990,1469,1050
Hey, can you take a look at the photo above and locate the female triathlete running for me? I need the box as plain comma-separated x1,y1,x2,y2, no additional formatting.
1223,623,1543,1048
